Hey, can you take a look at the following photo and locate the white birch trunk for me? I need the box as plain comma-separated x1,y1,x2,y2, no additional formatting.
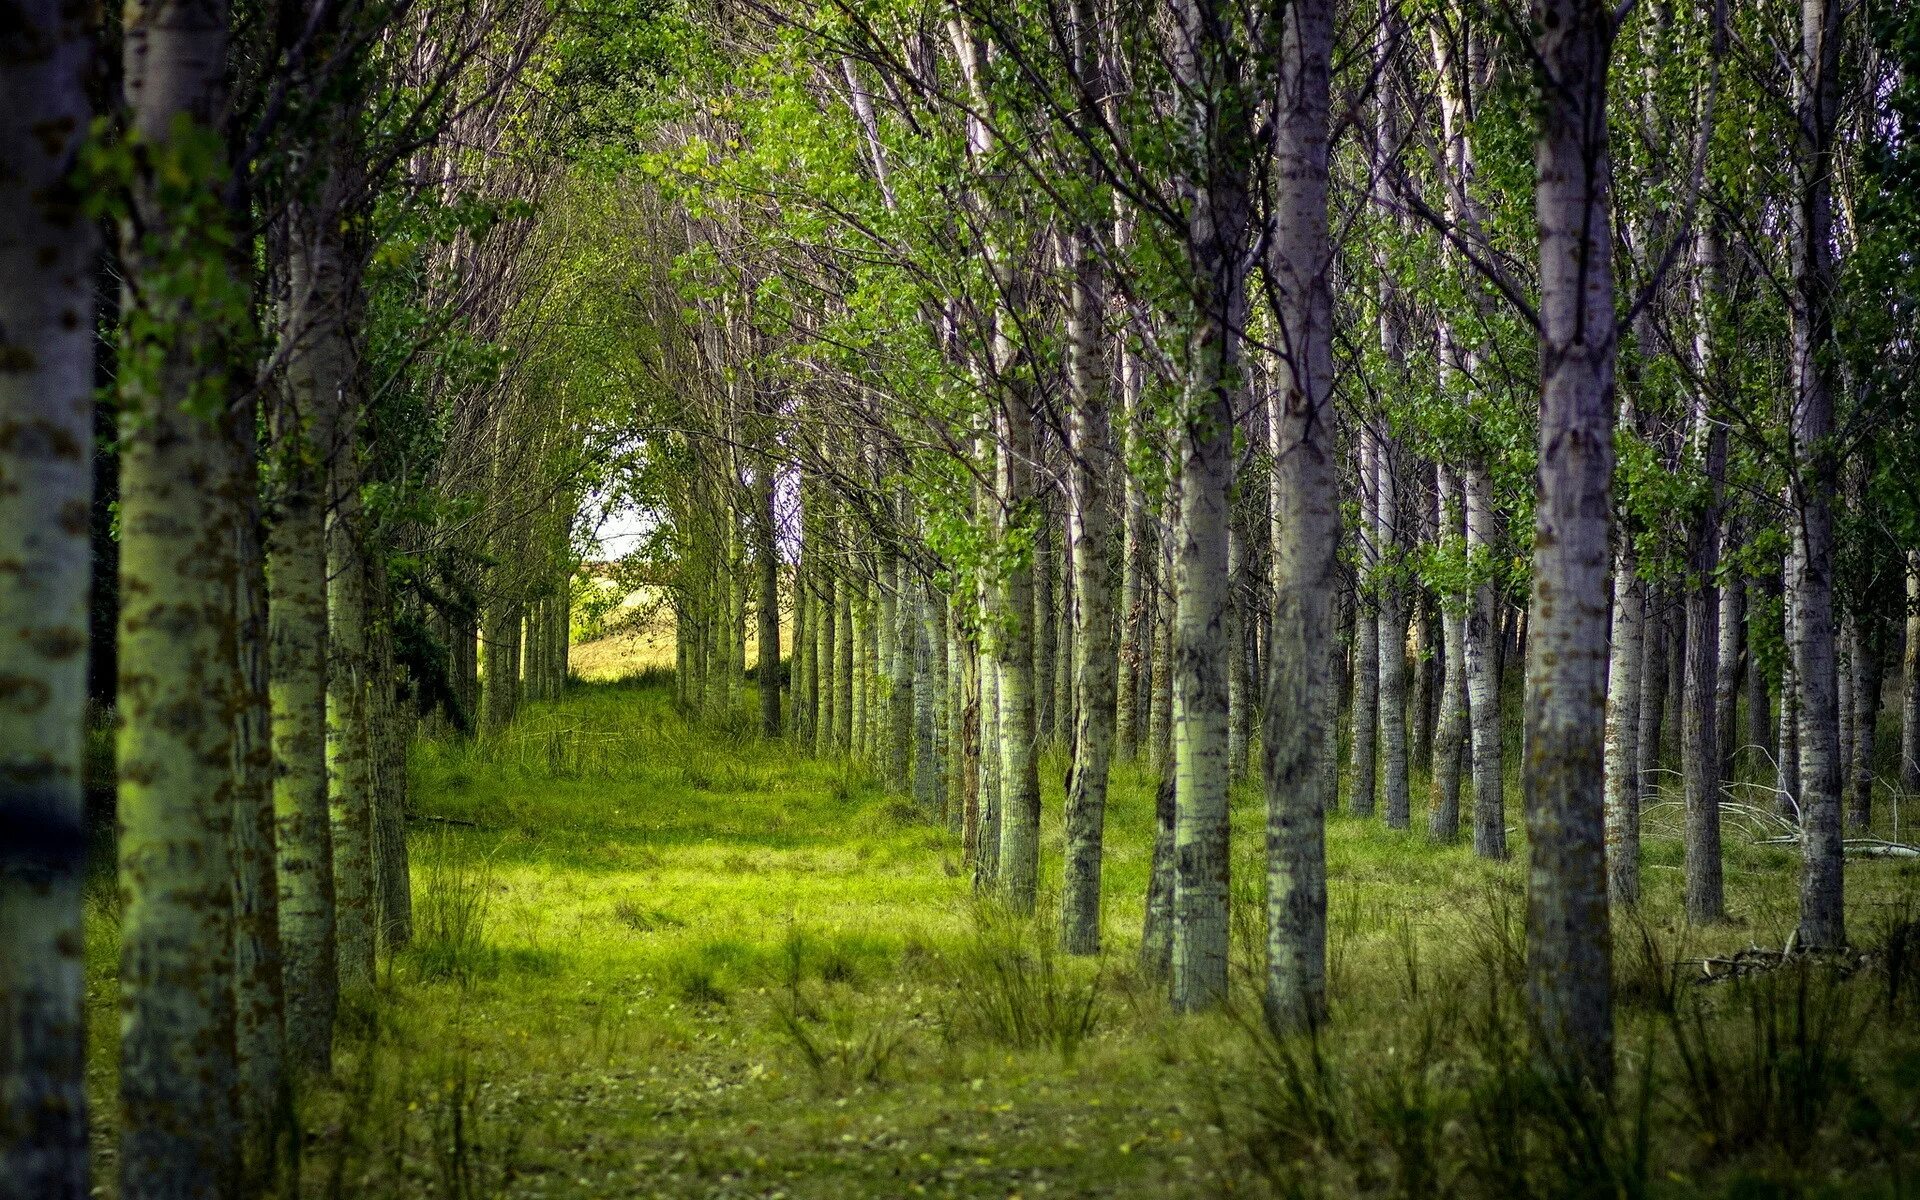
0,7,95,1186
1523,0,1618,1090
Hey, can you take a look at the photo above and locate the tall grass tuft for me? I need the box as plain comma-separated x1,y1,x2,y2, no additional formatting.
410,835,497,984
930,900,1103,1063
771,927,909,1091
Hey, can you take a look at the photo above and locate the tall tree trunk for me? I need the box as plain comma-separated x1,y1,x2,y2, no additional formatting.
914,579,941,814
1778,557,1802,814
1430,464,1469,843
1523,0,1617,1091
227,407,287,1186
1903,551,1920,795
1034,513,1056,745
1115,235,1149,762
0,4,95,1185
1140,771,1177,982
995,399,1042,912
1263,0,1336,1032
1683,220,1727,925
755,466,780,737
1715,567,1745,784
1790,0,1846,950
891,553,915,788
1850,622,1881,830
1061,205,1117,955
950,603,970,831
1350,432,1380,818
328,438,376,985
117,0,243,1180
1604,538,1644,904
1377,436,1411,828
1464,459,1505,858
1636,589,1669,803
1148,506,1176,776
1746,576,1775,772
269,369,336,1069
835,560,854,752
1168,0,1251,1011
367,556,411,953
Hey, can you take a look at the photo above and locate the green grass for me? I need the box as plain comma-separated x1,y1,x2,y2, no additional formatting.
80,672,1920,1197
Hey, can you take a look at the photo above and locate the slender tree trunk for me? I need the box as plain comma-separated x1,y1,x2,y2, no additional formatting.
1715,567,1745,784
1140,771,1178,982
1903,551,1920,795
268,409,336,1070
367,555,411,953
1061,212,1117,955
1263,0,1336,1032
227,407,287,1187
1034,514,1056,745
1790,0,1846,950
755,466,781,738
836,562,854,752
891,554,915,789
1377,436,1411,828
117,0,243,1179
1604,538,1644,905
1851,623,1881,830
1779,557,1803,813
1464,459,1505,858
1350,432,1380,818
817,570,837,754
995,398,1042,912
1167,0,1250,1007
1523,0,1617,1091
975,639,1002,888
1683,220,1727,924
1430,468,1469,844
328,444,376,986
0,5,95,1185
915,579,941,814
1148,506,1176,776
1747,576,1775,772
1636,589,1669,801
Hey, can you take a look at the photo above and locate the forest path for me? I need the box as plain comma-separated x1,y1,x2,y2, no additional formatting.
307,674,1212,1198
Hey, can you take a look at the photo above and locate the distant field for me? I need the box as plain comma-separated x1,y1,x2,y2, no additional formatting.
569,580,792,682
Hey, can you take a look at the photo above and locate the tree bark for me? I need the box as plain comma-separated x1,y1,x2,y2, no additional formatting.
0,4,95,1185
1637,590,1670,786
755,465,781,737
1262,0,1336,1033
1604,538,1644,905
1683,220,1727,924
1523,0,1617,1092
1350,432,1380,818
117,0,244,1180
1377,435,1411,828
1789,0,1846,951
1903,551,1920,795
1430,465,1469,843
328,435,377,985
1061,208,1118,955
1168,0,1250,1011
1715,568,1745,784
1464,459,1504,858
227,406,287,1186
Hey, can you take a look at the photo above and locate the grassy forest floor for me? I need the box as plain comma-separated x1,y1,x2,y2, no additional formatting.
80,648,1920,1198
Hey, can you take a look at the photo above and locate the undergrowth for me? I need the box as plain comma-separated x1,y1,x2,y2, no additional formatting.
79,672,1920,1198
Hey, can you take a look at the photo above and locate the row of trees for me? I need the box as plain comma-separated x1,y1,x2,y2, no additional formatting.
629,0,1920,1100
0,0,654,1193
